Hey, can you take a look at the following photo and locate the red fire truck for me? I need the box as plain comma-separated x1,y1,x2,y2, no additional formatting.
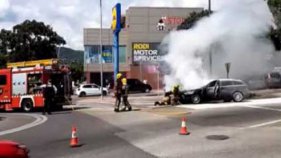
0,59,72,112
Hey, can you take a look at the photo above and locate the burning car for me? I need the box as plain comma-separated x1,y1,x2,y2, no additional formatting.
179,79,250,104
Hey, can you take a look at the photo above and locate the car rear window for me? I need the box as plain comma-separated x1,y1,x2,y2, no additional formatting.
270,72,281,79
233,81,244,85
221,81,233,86
92,85,99,88
83,85,92,88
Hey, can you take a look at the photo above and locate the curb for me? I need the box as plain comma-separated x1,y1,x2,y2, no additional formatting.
0,117,6,121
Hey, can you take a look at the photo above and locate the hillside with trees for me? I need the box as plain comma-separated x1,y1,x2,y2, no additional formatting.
0,20,66,67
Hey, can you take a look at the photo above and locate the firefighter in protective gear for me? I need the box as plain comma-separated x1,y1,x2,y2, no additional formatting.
120,77,132,111
114,73,123,112
154,91,172,106
171,84,181,105
42,80,55,115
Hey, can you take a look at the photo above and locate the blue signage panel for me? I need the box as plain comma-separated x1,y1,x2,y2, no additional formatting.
112,3,121,81
111,3,121,33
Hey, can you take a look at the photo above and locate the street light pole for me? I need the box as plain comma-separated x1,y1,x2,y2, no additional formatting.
100,0,104,100
57,46,62,59
208,0,211,13
208,0,212,76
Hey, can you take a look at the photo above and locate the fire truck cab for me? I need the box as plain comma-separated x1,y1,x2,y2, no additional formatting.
0,59,72,112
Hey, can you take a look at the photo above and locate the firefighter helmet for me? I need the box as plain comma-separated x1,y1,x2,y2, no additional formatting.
121,78,127,85
116,73,122,79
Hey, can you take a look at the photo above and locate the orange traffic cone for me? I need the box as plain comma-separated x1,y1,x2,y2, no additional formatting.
70,126,79,147
179,117,190,135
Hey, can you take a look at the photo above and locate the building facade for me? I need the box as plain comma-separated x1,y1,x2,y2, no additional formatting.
84,7,203,89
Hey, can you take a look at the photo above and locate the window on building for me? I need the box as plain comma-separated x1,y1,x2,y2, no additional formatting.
119,46,126,63
111,45,126,64
102,45,113,63
85,45,127,64
84,45,100,64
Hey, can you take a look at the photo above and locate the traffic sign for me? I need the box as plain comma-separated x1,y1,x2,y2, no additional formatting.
225,62,231,78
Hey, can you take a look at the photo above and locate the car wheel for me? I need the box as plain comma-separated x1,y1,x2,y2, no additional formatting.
79,92,86,97
232,92,244,102
191,95,201,104
102,91,107,96
21,99,33,112
145,88,150,93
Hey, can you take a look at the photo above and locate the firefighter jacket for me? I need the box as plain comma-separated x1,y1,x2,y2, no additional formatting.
173,86,180,97
121,78,128,96
43,85,55,99
115,78,123,95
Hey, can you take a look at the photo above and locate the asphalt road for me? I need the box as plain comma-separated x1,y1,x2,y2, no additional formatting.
78,101,281,158
0,110,155,158
2,96,281,157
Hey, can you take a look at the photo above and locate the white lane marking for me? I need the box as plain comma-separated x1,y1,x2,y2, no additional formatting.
246,119,281,128
0,114,48,136
179,97,281,110
242,105,281,112
241,105,281,128
178,97,281,129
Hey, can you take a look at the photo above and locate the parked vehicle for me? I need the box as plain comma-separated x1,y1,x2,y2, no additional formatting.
265,70,281,88
244,75,267,90
75,84,108,97
0,140,29,158
180,79,250,104
127,79,152,93
0,59,72,112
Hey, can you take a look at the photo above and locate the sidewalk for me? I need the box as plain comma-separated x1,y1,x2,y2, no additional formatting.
251,89,281,99
74,89,281,107
76,91,163,105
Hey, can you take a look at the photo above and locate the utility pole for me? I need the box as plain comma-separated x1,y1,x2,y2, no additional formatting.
208,0,212,76
57,46,62,59
100,0,104,100
208,0,211,13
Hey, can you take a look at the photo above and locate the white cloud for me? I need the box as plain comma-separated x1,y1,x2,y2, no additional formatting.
0,0,10,17
0,0,209,50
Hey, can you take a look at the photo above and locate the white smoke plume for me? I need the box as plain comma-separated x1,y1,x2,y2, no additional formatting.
162,0,275,90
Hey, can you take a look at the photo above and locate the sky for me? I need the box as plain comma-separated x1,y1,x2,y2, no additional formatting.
0,0,217,50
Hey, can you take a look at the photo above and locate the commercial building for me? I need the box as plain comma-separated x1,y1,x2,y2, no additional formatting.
84,6,203,89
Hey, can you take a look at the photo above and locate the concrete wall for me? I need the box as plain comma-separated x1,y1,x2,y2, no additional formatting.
84,28,127,45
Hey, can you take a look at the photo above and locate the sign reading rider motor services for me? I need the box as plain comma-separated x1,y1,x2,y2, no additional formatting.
132,43,162,63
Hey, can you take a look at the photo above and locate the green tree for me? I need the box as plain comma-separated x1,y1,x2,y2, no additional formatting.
69,61,84,83
0,20,66,63
268,0,281,50
268,0,281,28
0,29,14,67
177,10,211,30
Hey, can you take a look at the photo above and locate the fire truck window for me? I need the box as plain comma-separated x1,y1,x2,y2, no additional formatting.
0,75,7,85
